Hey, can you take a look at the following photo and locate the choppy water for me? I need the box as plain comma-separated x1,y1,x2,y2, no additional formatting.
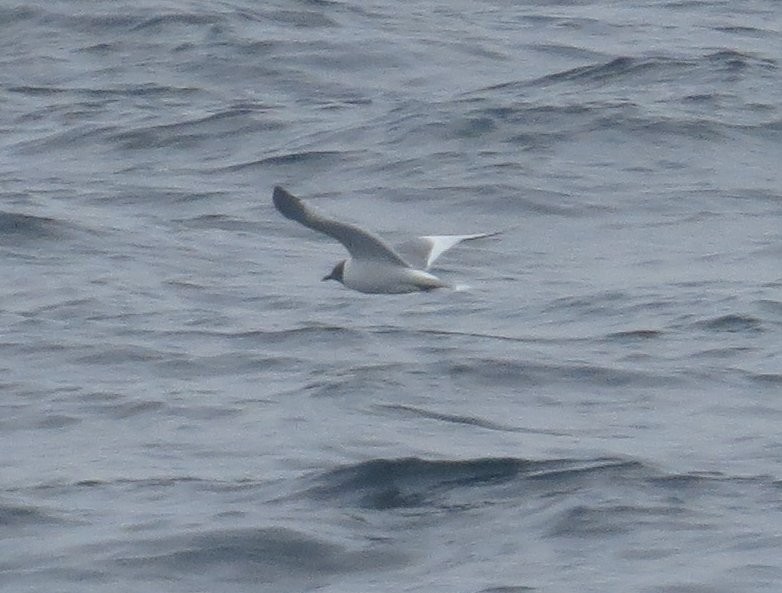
1,1,781,592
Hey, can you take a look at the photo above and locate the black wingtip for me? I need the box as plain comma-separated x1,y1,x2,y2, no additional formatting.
272,185,307,222
272,185,291,207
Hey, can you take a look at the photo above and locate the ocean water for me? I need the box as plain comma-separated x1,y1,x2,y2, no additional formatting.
1,1,780,591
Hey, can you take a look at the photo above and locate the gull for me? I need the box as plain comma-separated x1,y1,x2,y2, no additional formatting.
272,186,498,294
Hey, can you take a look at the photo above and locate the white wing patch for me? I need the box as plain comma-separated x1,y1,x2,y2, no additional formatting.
395,232,500,270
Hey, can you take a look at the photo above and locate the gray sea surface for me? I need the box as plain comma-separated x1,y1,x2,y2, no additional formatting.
1,1,781,592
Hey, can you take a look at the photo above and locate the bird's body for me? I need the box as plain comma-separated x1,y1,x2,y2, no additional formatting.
272,186,497,294
340,258,449,294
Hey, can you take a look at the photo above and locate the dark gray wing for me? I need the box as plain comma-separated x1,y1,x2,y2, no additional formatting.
273,186,410,266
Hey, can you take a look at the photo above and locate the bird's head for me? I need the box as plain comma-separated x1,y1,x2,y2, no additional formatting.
322,260,346,284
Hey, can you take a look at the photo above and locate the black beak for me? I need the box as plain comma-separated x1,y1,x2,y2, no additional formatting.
322,273,333,281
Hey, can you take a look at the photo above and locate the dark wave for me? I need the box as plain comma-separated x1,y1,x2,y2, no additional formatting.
129,12,225,32
307,457,640,510
67,337,282,381
233,324,369,346
604,329,664,341
7,83,199,98
310,457,531,509
307,457,773,517
224,150,351,172
745,372,782,386
756,299,782,317
0,6,37,24
115,526,403,582
376,403,567,435
533,56,676,86
109,108,282,151
467,55,685,97
443,357,676,389
13,124,116,154
449,50,778,149
547,501,687,538
0,502,63,527
175,213,260,231
455,98,763,147
266,8,339,28
0,211,67,240
704,49,777,72
471,51,776,97
694,313,764,333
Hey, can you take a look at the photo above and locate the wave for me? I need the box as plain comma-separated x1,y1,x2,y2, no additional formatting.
693,313,764,334
109,108,283,151
547,501,688,538
306,456,641,510
13,124,116,154
7,83,199,98
223,150,352,172
375,403,567,435
114,526,404,585
0,502,63,527
443,357,675,389
744,372,782,386
445,51,779,150
469,51,776,96
604,329,664,341
0,211,65,239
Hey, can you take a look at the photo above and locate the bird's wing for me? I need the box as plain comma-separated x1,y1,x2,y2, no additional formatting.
395,232,501,270
273,186,410,266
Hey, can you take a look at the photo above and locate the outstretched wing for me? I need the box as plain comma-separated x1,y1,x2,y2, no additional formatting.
395,232,501,270
273,186,410,266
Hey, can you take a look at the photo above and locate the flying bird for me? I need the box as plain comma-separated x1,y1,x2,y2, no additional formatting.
273,186,498,294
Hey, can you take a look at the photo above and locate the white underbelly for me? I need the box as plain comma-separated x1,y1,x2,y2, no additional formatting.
342,259,449,294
